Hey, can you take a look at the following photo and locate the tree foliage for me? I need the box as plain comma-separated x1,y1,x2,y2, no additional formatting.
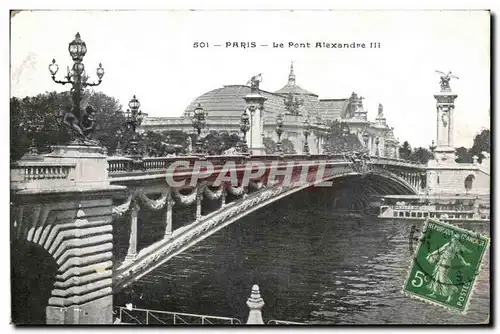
469,129,490,162
11,91,124,161
263,137,296,154
322,120,364,154
453,129,490,163
398,141,412,161
454,146,472,163
397,128,490,165
409,147,434,164
281,138,296,154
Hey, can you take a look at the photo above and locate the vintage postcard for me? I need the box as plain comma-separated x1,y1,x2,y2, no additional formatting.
9,10,490,325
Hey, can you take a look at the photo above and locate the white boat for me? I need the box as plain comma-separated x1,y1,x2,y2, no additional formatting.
378,195,490,223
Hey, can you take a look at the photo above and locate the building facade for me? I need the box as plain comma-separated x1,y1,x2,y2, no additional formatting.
140,63,400,157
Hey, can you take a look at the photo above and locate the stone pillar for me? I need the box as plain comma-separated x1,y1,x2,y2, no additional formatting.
126,201,139,261
433,87,458,164
246,285,265,325
164,196,174,237
243,87,267,155
11,144,125,324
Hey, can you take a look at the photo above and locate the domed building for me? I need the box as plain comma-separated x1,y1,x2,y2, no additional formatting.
141,63,400,157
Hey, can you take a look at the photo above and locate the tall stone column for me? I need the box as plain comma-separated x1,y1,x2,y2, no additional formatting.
433,80,458,164
244,81,267,155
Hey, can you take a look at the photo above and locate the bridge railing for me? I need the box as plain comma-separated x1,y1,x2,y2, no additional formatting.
107,153,351,177
115,285,304,325
10,160,76,190
267,320,305,325
117,306,242,325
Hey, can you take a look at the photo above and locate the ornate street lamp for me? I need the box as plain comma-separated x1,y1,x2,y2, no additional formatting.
341,122,349,152
124,95,144,156
303,118,310,155
375,136,380,156
276,113,284,154
191,103,207,154
49,32,104,143
240,107,251,154
429,140,436,153
115,129,124,156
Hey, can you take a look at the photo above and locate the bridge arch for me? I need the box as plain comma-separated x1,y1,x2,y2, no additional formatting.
11,197,116,324
11,239,58,324
114,168,418,289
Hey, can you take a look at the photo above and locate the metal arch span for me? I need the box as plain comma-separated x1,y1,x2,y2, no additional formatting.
113,169,417,290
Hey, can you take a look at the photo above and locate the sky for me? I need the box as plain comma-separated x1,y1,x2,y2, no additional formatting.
10,10,490,148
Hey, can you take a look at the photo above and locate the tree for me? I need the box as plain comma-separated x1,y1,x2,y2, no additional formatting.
398,141,412,161
281,138,296,154
455,146,472,163
468,129,490,162
199,131,241,155
262,137,296,154
11,91,125,162
263,137,277,154
410,147,434,164
323,120,363,154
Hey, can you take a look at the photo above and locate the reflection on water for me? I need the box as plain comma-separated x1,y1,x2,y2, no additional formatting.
114,189,490,325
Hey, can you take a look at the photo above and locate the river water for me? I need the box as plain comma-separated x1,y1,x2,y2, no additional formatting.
114,188,490,325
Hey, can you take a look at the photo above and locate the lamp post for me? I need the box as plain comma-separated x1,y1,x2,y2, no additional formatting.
191,103,207,154
341,122,349,153
240,108,251,154
429,140,436,153
375,136,380,156
48,32,104,143
115,129,124,156
124,95,144,156
276,113,284,154
303,118,310,155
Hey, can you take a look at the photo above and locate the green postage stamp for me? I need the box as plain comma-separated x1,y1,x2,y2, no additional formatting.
403,218,489,313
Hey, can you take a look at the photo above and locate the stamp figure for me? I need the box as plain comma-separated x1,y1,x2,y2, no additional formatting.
403,218,489,313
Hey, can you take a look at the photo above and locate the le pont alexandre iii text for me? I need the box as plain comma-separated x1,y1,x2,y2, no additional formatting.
193,41,381,49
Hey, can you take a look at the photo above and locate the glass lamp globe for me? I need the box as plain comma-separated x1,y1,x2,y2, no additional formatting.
96,63,105,80
129,95,141,110
68,32,87,62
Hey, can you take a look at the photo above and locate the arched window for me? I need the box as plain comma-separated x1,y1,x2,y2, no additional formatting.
464,174,475,193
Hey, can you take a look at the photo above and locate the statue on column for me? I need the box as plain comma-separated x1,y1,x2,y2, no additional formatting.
247,73,263,92
377,103,384,118
436,70,459,91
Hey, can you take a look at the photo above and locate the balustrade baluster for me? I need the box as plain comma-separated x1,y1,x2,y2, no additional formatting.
165,196,174,238
221,188,227,208
196,192,203,221
126,202,140,261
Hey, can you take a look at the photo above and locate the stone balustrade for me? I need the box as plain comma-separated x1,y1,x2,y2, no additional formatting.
11,161,76,190
106,153,378,177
